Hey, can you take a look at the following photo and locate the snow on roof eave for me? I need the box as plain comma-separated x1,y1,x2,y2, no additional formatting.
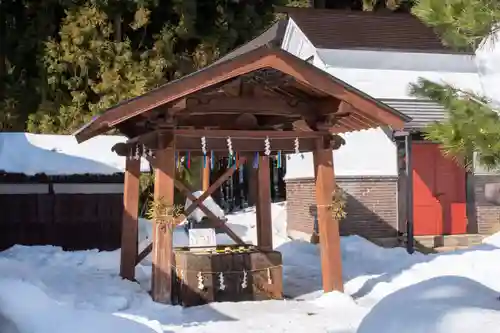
0,170,125,177
0,133,151,176
316,47,474,55
455,88,500,115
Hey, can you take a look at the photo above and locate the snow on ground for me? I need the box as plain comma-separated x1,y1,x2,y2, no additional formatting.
1,202,500,333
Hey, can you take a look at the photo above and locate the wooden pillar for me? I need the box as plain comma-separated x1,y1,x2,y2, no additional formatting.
256,156,273,251
313,141,344,293
120,157,141,281
202,154,211,192
151,142,176,304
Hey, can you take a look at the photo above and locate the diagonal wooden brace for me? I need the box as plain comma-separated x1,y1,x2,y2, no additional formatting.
175,180,245,245
136,243,152,265
184,157,247,217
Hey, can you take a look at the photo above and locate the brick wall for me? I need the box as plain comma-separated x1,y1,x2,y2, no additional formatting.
285,176,399,240
472,175,500,234
286,174,500,242
285,178,316,236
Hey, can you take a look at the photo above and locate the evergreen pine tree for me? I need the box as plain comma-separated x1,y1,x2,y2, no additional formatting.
0,0,298,133
411,0,500,170
413,0,500,50
28,4,169,133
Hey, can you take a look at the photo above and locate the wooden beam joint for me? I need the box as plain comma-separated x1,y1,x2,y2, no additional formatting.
170,96,313,116
111,130,334,156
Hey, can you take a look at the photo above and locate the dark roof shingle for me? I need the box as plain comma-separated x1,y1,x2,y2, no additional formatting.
278,7,471,54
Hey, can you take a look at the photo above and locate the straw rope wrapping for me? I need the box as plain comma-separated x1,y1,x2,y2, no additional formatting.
146,195,185,231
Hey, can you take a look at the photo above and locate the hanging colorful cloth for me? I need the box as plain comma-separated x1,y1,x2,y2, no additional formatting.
210,151,215,170
239,161,244,182
253,152,259,169
277,151,282,168
186,152,191,169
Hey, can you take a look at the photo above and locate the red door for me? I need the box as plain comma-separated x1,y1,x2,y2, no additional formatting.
412,143,467,236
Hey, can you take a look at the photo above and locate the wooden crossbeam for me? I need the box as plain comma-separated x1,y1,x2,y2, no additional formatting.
111,129,339,157
114,138,319,155
136,243,152,265
184,157,246,217
123,129,327,147
174,129,325,139
169,96,313,116
174,180,245,245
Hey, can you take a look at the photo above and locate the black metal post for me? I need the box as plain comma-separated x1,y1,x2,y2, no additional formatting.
313,212,319,235
405,133,415,254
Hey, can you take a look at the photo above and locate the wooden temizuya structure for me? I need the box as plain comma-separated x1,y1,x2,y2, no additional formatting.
74,42,409,303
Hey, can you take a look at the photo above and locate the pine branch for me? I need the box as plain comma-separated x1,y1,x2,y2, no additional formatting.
410,78,500,171
412,0,500,50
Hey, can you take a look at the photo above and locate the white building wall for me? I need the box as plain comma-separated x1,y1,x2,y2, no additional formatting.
281,19,487,180
475,32,500,107
281,19,317,60
322,66,484,100
282,20,399,179
283,128,399,180
317,47,482,99
470,32,500,174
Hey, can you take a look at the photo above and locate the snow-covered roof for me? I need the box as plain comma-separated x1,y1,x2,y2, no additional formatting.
0,133,150,176
284,128,398,180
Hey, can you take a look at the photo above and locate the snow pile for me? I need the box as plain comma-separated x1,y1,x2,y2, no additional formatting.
138,202,288,250
482,232,500,247
0,279,163,333
2,202,500,333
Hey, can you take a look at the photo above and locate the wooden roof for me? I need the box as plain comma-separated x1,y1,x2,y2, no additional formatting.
74,43,410,145
212,20,287,65
278,7,472,54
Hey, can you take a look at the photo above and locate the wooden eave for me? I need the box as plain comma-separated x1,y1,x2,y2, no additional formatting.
74,45,411,144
